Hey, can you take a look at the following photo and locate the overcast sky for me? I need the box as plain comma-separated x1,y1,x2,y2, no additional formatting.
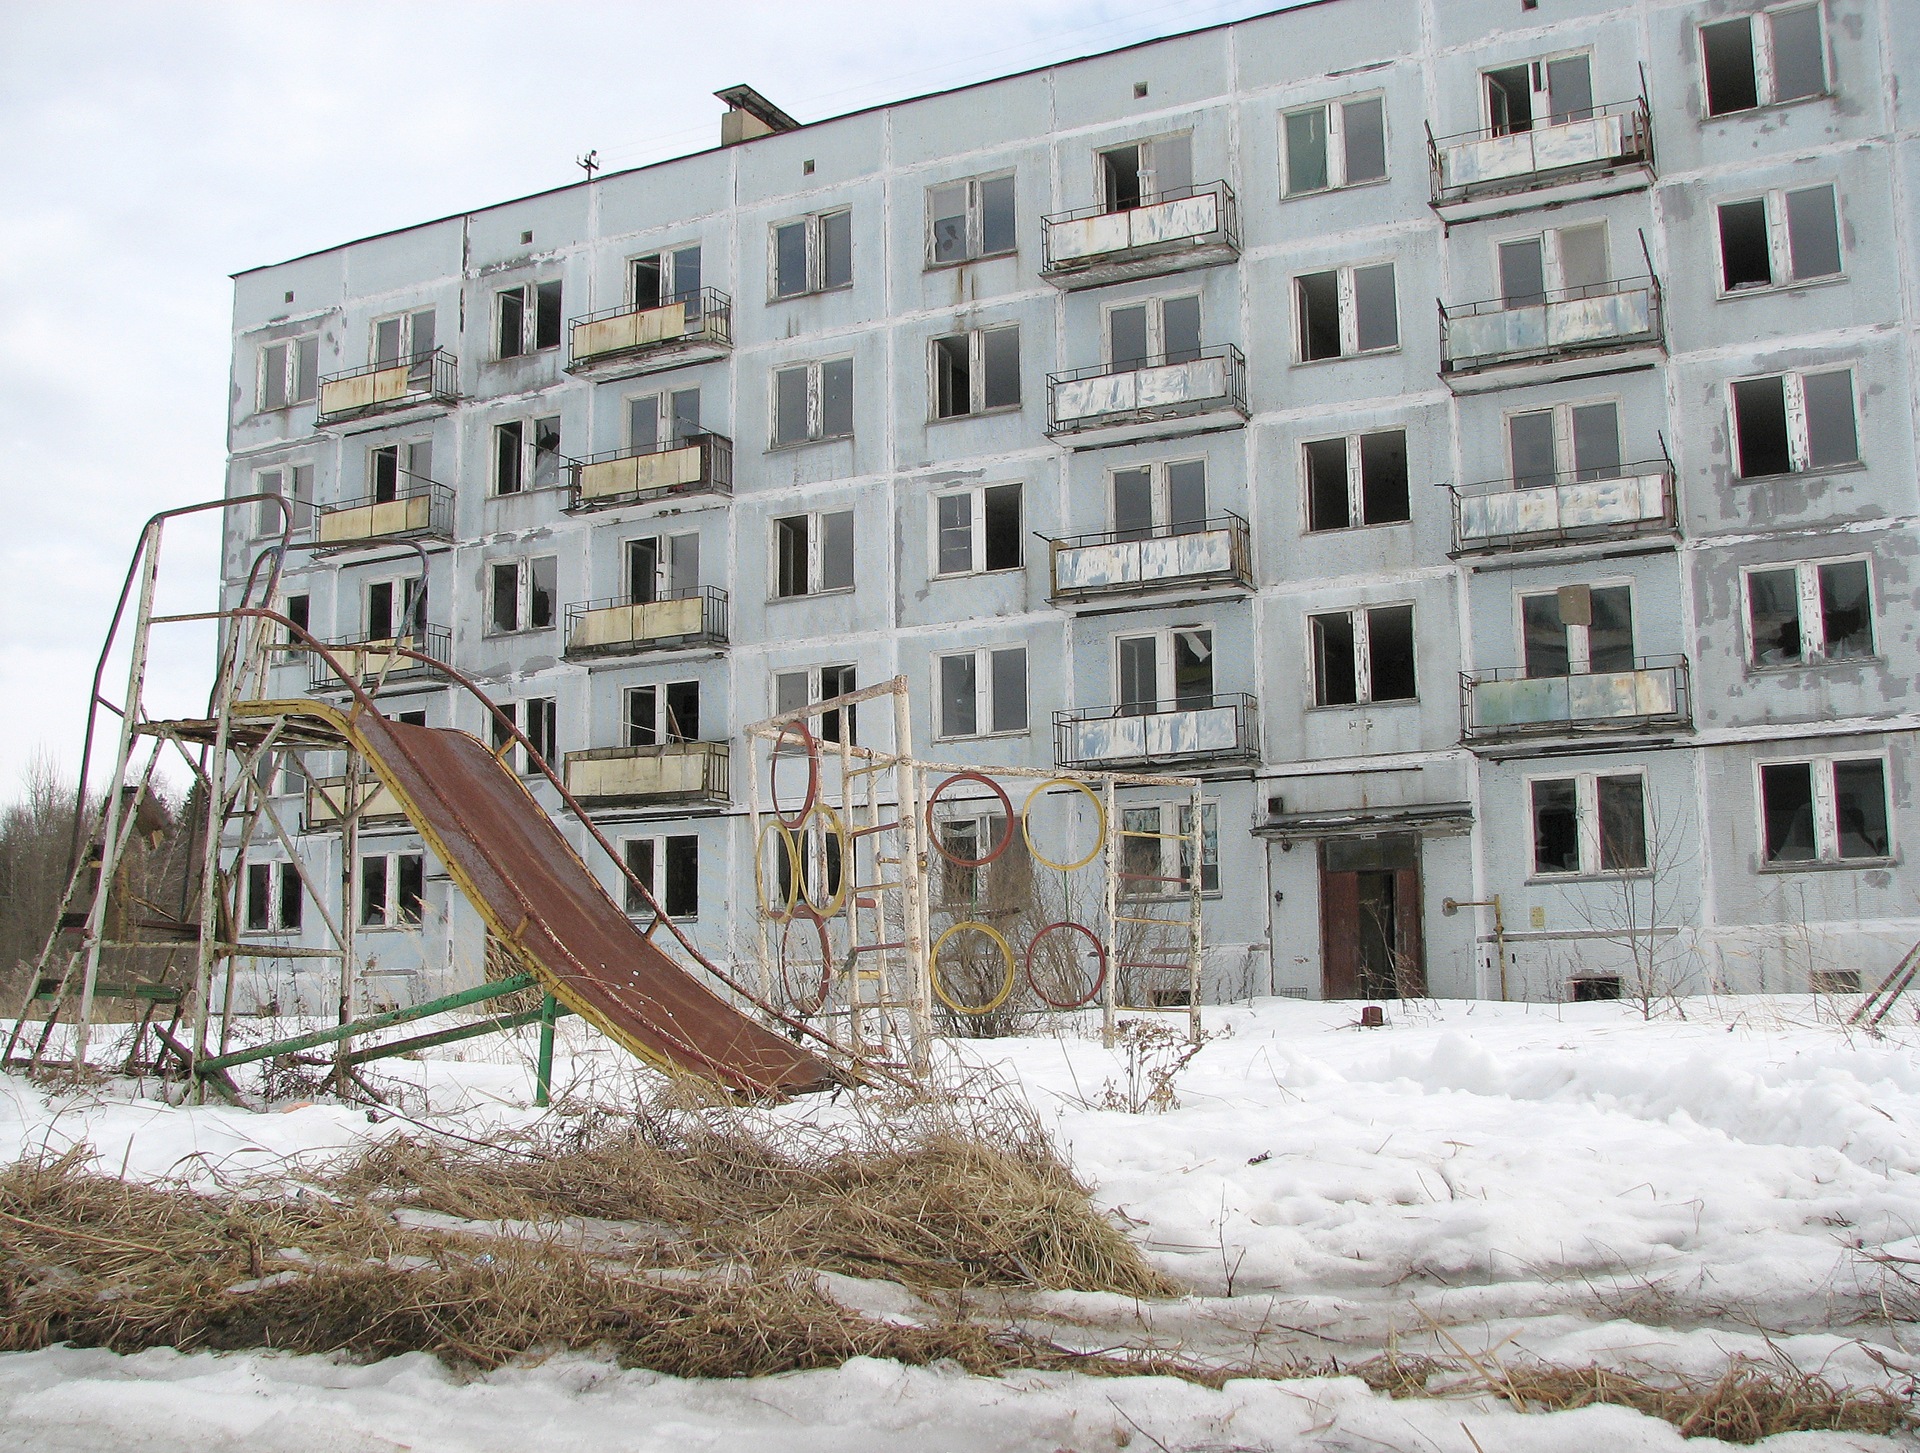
0,0,1290,799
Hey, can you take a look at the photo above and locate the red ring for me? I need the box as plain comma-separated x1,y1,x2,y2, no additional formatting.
1024,921,1108,1009
771,718,820,830
779,908,832,1016
926,772,1015,867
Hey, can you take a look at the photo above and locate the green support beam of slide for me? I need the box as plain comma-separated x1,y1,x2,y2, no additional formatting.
340,998,572,1068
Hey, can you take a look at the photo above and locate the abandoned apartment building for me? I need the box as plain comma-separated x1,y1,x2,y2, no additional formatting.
219,0,1920,1010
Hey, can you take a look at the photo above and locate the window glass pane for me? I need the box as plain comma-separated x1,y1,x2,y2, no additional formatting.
1167,461,1208,532
262,343,288,410
1522,593,1570,678
1311,613,1357,705
774,672,808,716
990,647,1027,733
529,556,556,630
1747,567,1802,665
669,388,701,440
1499,239,1547,309
1718,199,1773,290
1304,438,1350,532
774,366,809,444
1702,17,1759,115
1570,404,1622,480
406,440,432,487
1366,605,1416,701
820,509,855,590
821,358,855,437
497,287,525,358
1802,370,1857,467
1545,55,1593,123
1120,806,1163,888
1113,468,1153,539
1531,780,1580,874
1359,430,1409,525
1769,4,1825,103
664,836,699,917
1732,377,1792,477
1784,186,1841,280
1834,759,1889,858
1297,271,1341,359
1284,108,1328,194
821,210,854,288
1162,296,1202,363
774,517,807,597
774,221,809,297
1117,636,1159,712
1152,134,1192,198
1173,629,1213,706
979,174,1016,255
1587,585,1635,673
375,318,404,366
624,840,655,913
395,857,423,924
278,862,303,929
1353,264,1398,351
628,394,660,449
940,654,977,736
1761,762,1817,861
983,484,1022,570
1598,776,1647,870
1557,224,1609,292
1342,97,1387,184
932,334,970,418
1108,305,1151,369
1509,411,1557,489
670,246,701,301
936,493,973,575
1177,803,1220,893
929,183,968,262
667,533,700,595
982,326,1020,409
1817,560,1873,658
294,337,319,402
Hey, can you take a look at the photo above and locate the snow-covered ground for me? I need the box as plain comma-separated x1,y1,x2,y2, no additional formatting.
4,995,1918,1451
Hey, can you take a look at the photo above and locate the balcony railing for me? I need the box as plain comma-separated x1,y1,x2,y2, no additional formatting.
1439,275,1662,380
563,741,730,807
565,433,733,512
308,625,451,692
314,477,454,550
1047,344,1247,440
1049,514,1252,602
564,587,728,660
1429,98,1652,206
1041,181,1241,286
566,288,733,373
305,775,407,828
1451,460,1676,555
315,348,459,426
1054,693,1258,771
1461,656,1691,741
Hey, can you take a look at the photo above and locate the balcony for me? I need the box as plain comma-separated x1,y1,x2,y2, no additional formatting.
1439,275,1662,392
1461,657,1691,743
315,349,459,427
1429,99,1652,219
308,626,451,693
1041,181,1241,289
1054,693,1258,771
563,741,730,809
1047,345,1247,447
314,479,453,551
566,433,733,513
564,587,728,661
1451,461,1676,556
305,775,407,829
566,289,732,377
1049,515,1252,604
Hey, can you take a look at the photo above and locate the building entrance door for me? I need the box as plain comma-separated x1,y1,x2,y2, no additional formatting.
1319,834,1424,998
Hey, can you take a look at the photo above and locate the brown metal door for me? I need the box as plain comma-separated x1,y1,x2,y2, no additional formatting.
1318,850,1361,998
1319,835,1425,999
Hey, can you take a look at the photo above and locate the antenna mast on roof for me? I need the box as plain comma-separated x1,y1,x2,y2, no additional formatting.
576,149,600,181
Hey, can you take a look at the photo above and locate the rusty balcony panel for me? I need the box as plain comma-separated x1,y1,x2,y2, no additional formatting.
565,433,733,513
1046,344,1247,445
1440,275,1664,388
1041,181,1241,289
304,775,407,828
564,587,728,660
566,288,732,376
563,741,730,808
308,625,451,693
1450,461,1676,556
1429,98,1652,210
1461,656,1691,742
315,348,460,427
1054,693,1258,771
1049,514,1252,603
314,478,453,551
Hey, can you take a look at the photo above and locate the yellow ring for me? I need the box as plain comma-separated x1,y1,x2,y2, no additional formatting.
1020,777,1108,872
930,920,1017,1015
754,817,801,922
798,801,850,919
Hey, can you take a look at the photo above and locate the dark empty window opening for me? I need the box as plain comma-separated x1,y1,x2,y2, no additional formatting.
1367,604,1416,701
1297,271,1341,360
664,835,699,917
1486,65,1533,134
1762,761,1818,862
1571,976,1622,1002
1531,779,1579,874
1702,17,1761,115
1732,377,1792,478
984,484,1022,571
1102,145,1143,211
1718,199,1773,290
933,335,971,418
1304,438,1350,532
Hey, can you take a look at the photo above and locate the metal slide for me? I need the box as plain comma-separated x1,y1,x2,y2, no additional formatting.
236,699,840,1099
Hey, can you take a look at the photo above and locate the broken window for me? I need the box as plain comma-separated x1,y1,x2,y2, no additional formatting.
495,280,562,359
620,834,698,917
1295,263,1398,360
1303,428,1409,532
773,664,857,744
936,646,1028,738
373,309,435,380
771,357,855,445
928,172,1017,265
1498,222,1609,311
772,208,853,298
1098,133,1193,211
1530,772,1647,876
1730,368,1857,478
493,421,524,495
1116,628,1214,714
1106,295,1202,373
631,245,702,310
932,483,1022,577
1118,801,1220,898
253,463,314,537
1485,53,1592,136
772,509,855,597
259,335,319,412
364,576,423,642
1521,584,1635,678
1111,458,1208,541
244,860,302,933
359,852,424,928
1702,6,1826,117
1310,605,1415,706
1762,756,1888,864
1507,401,1623,489
930,325,1019,418
1746,558,1874,667
1283,95,1386,195
1716,185,1842,292
625,532,700,604
624,681,700,748
488,556,556,634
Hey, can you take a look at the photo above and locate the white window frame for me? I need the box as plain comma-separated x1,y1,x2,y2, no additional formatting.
252,463,315,538
243,858,303,934
620,833,701,918
1293,261,1399,360
1714,184,1843,295
770,357,854,447
1741,556,1876,667
1280,94,1387,196
371,308,435,368
624,386,701,451
1481,49,1594,135
1756,754,1892,866
363,574,424,642
257,334,319,412
1300,428,1411,533
494,279,563,360
1728,368,1859,478
925,171,1017,267
929,324,1021,419
1104,294,1202,369
769,208,853,299
369,438,434,503
1526,769,1650,878
1308,603,1417,706
1503,398,1625,484
487,555,557,636
1095,131,1194,208
934,645,1029,740
1514,580,1637,675
625,531,702,602
358,849,425,929
772,663,858,744
624,681,700,747
1700,4,1829,116
1117,800,1221,898
1113,626,1215,709
930,482,1023,578
629,245,702,308
1109,458,1208,534
1493,220,1611,302
491,414,563,496
770,508,855,599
